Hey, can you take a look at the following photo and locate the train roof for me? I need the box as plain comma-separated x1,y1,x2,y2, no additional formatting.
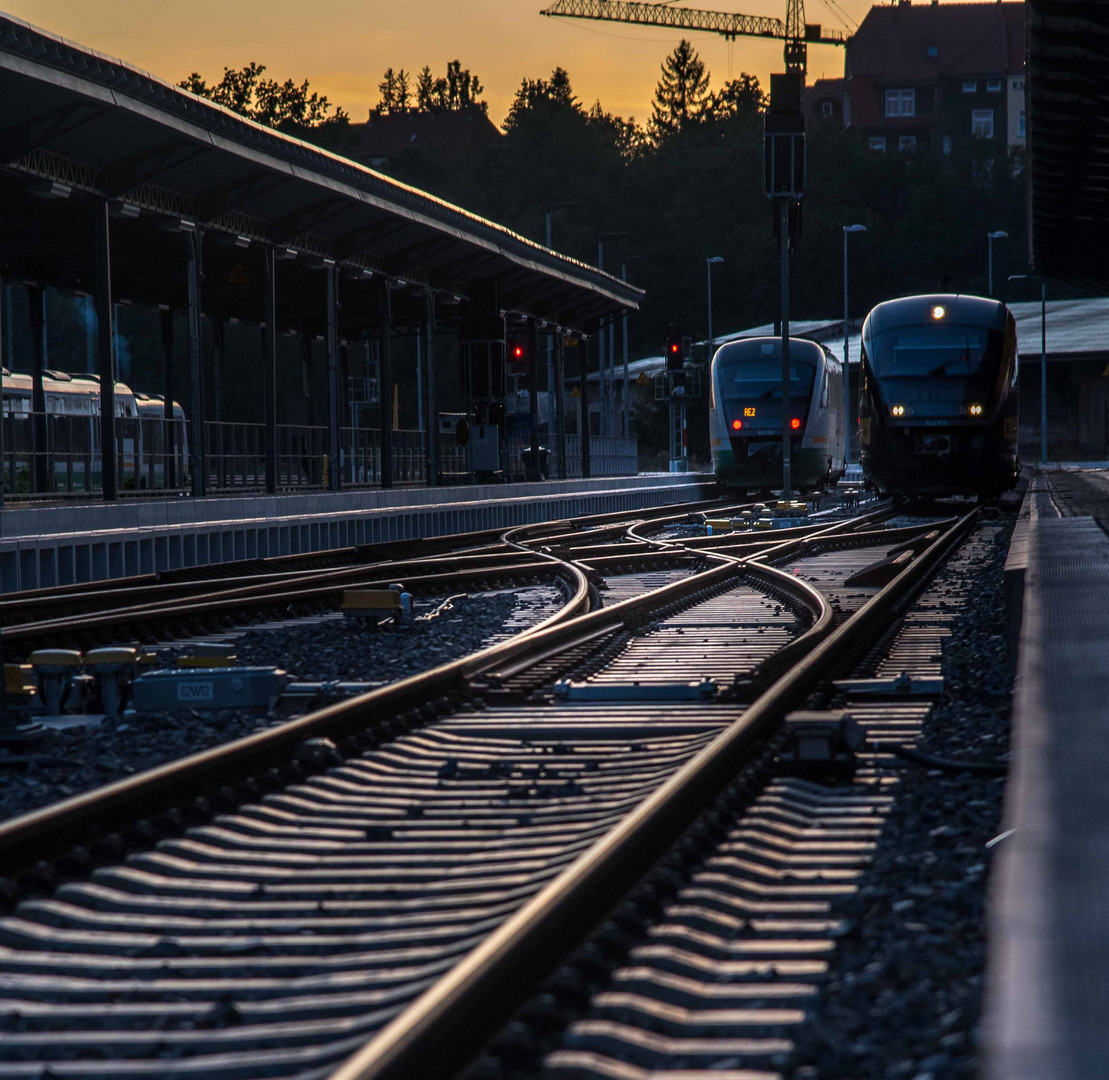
863,294,1009,334
712,336,830,364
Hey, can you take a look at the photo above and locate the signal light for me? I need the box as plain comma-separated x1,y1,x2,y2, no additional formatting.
790,417,801,430
732,419,743,430
969,403,983,416
507,338,528,372
891,404,905,417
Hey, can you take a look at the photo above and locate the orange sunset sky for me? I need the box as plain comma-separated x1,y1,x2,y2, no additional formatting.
8,0,878,126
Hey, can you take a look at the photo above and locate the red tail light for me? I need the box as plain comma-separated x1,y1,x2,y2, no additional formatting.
790,417,801,430
731,419,742,430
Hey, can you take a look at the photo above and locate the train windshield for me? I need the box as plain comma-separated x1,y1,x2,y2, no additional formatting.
720,359,815,401
869,325,996,378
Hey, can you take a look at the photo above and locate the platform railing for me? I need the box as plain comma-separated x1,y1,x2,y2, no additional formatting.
2,410,189,498
558,435,638,478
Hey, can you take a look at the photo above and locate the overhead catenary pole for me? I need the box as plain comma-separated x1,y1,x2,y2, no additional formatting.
425,293,439,487
378,281,394,488
1040,281,1047,465
555,331,567,478
842,224,866,465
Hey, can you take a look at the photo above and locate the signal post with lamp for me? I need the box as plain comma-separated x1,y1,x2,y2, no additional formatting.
764,70,805,498
660,326,699,471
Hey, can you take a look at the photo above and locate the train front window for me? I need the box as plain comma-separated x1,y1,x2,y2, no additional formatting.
870,326,996,378
722,360,815,401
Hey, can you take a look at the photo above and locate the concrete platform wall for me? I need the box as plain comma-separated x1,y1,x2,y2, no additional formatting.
0,475,717,592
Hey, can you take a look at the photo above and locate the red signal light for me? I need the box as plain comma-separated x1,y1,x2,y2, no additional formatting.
790,417,801,430
731,419,742,431
513,345,524,358
670,343,680,354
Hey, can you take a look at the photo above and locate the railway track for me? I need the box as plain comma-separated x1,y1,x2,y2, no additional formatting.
0,498,971,1080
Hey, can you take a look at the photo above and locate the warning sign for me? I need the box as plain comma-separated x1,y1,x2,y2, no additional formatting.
1102,363,1109,377
570,386,581,399
636,371,650,385
226,261,254,285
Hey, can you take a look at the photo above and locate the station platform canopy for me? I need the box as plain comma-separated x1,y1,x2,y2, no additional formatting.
0,13,641,331
1027,0,1109,293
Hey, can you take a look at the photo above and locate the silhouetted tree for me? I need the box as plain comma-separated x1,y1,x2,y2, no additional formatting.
649,40,711,143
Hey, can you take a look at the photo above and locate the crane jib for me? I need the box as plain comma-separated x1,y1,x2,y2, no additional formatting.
540,0,849,47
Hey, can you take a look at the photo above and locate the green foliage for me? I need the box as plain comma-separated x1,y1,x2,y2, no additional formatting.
381,60,487,116
649,39,712,144
179,63,351,150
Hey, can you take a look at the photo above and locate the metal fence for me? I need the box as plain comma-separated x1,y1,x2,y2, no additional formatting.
2,415,638,498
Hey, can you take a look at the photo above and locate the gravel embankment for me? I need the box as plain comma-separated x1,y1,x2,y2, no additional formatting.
795,515,1014,1079
0,586,562,823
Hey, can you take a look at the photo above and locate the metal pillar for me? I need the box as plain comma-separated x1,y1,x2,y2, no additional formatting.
94,202,118,501
0,274,4,513
28,286,48,493
425,294,438,487
326,266,341,491
527,318,540,479
160,309,176,489
378,283,393,489
1040,282,1048,465
580,338,591,479
779,199,792,499
185,230,205,497
622,269,630,439
555,332,567,480
263,248,278,494
212,321,225,426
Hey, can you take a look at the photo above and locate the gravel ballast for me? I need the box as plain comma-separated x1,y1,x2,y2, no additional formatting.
0,586,563,823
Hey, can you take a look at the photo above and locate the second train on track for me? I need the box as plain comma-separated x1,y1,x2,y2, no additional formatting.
709,336,847,493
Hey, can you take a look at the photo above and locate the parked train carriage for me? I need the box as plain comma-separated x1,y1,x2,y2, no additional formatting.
1,369,187,492
858,294,1019,498
710,336,846,491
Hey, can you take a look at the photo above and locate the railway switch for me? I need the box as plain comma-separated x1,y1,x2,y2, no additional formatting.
130,667,288,712
85,647,139,718
27,649,83,715
777,710,864,778
341,585,413,628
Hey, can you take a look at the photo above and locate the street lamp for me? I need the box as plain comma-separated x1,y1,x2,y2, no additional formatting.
544,203,581,469
706,257,724,361
842,224,867,466
621,253,648,439
987,230,1008,295
1009,273,1048,464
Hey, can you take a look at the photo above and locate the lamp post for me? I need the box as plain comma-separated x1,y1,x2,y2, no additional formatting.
545,203,580,474
620,254,648,440
706,257,724,361
842,224,867,466
1009,274,1048,464
987,230,1008,295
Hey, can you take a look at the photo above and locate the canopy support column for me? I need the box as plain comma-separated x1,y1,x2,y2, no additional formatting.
95,200,117,501
185,229,205,498
326,265,340,491
555,331,566,480
379,284,394,489
28,285,47,494
425,293,438,487
160,308,176,489
527,317,540,479
263,248,278,494
580,336,591,479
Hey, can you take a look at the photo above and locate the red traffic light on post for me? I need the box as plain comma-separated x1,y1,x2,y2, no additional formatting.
507,338,528,372
665,325,683,372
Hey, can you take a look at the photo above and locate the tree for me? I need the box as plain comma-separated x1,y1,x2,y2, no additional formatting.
416,66,435,112
179,63,350,149
649,40,711,144
376,68,412,116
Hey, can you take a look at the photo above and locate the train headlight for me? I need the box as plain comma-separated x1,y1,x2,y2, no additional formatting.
790,417,801,430
732,419,743,430
969,403,983,416
891,404,905,417
931,305,946,320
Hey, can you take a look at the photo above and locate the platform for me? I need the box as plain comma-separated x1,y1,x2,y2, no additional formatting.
0,474,716,593
986,467,1109,1079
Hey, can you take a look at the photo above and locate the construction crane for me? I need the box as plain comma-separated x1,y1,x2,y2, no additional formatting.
540,0,848,75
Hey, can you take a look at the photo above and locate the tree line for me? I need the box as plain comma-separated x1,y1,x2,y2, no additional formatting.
182,43,1032,460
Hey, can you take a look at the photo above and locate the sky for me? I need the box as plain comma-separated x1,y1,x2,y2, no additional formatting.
9,0,875,127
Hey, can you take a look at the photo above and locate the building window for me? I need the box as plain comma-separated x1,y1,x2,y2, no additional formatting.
927,44,938,57
822,100,834,117
869,136,886,152
885,88,915,117
1013,78,1025,91
987,78,1002,92
972,109,994,138
963,80,977,93
899,134,917,152
1018,108,1026,137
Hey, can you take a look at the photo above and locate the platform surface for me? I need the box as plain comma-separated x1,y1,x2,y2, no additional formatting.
0,473,716,592
986,467,1109,1079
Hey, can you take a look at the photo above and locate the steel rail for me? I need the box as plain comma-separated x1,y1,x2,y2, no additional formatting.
326,507,979,1080
0,512,813,878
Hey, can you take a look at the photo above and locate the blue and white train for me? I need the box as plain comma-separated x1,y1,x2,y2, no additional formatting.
709,336,847,491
